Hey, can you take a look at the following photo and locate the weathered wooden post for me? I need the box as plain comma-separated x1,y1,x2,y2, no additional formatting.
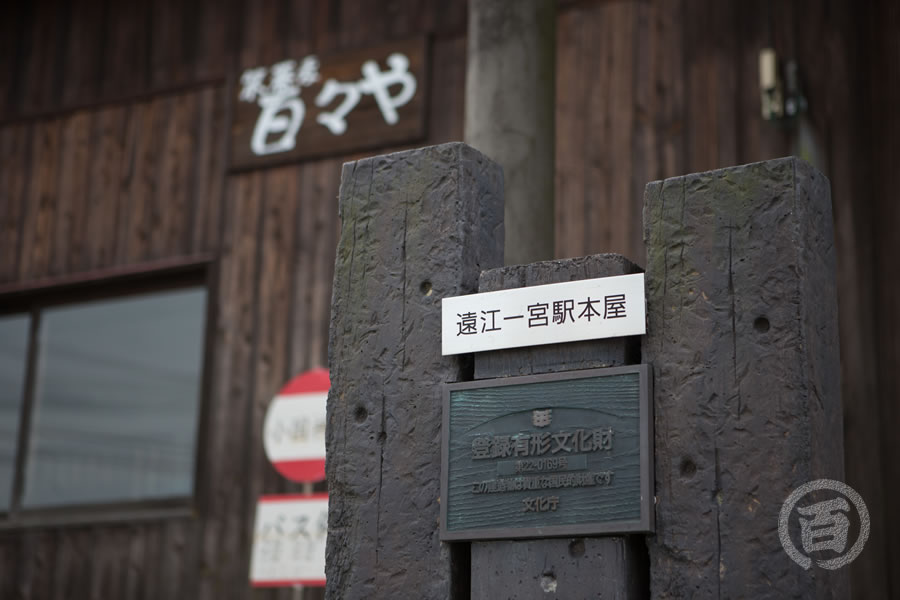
326,142,503,599
327,149,847,600
467,255,650,599
643,157,848,598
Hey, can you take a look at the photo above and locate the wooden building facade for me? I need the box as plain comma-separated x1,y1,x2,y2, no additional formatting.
0,0,897,598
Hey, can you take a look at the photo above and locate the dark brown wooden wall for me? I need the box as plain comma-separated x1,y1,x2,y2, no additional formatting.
1,0,897,598
555,1,899,598
0,1,466,599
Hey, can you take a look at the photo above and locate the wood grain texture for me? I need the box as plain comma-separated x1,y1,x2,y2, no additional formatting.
189,87,226,256
643,158,846,599
18,2,67,117
0,0,227,123
101,2,150,102
553,5,899,592
289,159,342,376
471,254,648,600
81,105,127,272
19,119,62,280
59,0,104,109
122,97,166,264
0,3,468,598
243,166,302,574
0,2,25,118
199,172,264,600
428,35,467,145
472,536,647,600
326,143,503,600
474,255,642,380
0,0,897,598
52,111,91,275
0,123,30,282
555,1,644,263
864,3,900,596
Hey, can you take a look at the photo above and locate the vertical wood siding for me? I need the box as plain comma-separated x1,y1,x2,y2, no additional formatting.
0,0,897,598
554,2,899,597
0,2,466,600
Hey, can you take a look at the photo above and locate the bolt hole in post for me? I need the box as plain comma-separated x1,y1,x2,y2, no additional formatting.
568,539,585,558
420,280,433,296
679,457,697,478
354,405,368,422
754,316,770,333
540,572,557,593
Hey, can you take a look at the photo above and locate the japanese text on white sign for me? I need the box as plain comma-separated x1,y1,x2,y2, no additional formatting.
441,273,646,355
250,495,328,587
239,53,417,156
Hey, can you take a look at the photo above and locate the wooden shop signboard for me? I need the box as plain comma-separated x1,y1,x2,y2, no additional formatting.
231,38,426,170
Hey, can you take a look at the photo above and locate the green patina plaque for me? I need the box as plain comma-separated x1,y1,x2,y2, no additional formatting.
440,365,653,540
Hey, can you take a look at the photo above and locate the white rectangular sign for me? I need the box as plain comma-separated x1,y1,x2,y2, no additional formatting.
441,273,646,355
249,494,327,588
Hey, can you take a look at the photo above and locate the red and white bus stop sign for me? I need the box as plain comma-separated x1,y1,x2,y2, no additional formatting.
263,368,329,483
250,493,328,587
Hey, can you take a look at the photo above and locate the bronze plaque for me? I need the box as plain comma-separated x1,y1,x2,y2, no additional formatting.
440,366,654,541
230,38,427,170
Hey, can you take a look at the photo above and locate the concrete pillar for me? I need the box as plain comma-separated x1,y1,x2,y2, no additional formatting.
465,0,555,266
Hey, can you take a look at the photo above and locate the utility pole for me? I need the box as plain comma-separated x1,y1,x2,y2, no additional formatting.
465,0,556,266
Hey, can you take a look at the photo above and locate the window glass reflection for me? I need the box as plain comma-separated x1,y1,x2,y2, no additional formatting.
22,288,206,508
0,314,29,511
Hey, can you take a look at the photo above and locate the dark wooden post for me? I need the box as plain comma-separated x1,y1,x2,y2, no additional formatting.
470,254,649,600
326,143,504,599
643,157,847,598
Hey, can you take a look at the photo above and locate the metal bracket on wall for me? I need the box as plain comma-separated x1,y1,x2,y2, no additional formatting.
759,48,808,124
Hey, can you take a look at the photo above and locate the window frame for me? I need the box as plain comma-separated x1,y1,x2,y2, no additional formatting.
0,256,216,529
